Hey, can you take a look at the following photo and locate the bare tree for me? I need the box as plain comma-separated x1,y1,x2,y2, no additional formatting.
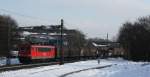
117,16,150,61
67,30,86,59
0,15,18,65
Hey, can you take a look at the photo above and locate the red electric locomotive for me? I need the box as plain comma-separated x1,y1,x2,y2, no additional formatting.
18,34,57,63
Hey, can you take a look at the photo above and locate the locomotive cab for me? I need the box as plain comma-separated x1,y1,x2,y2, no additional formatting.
18,44,32,63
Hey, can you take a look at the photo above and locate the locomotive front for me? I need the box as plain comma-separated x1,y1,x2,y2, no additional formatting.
18,34,57,63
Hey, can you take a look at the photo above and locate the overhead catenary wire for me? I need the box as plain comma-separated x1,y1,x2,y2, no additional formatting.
0,8,80,30
0,8,53,25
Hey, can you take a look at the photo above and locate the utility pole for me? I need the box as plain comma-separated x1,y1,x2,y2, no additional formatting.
60,19,64,65
106,33,109,44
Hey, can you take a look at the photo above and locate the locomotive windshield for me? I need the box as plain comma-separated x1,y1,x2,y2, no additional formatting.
38,47,51,52
20,45,30,52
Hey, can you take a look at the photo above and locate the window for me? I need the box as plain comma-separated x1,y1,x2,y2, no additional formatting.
38,47,51,52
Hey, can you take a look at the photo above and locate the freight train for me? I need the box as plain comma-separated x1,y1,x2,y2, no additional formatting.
18,34,98,63
18,34,123,63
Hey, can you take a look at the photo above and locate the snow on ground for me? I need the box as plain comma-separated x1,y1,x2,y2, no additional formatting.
0,58,20,66
0,58,150,77
67,58,150,77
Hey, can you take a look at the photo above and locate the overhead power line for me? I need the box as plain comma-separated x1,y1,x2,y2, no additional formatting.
0,8,51,24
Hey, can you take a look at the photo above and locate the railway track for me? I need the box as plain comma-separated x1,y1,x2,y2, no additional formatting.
0,62,60,72
0,59,82,72
60,65,112,77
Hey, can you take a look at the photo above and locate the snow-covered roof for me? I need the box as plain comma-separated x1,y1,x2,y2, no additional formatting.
92,42,109,47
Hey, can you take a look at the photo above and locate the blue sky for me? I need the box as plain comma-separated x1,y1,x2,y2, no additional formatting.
0,0,150,39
